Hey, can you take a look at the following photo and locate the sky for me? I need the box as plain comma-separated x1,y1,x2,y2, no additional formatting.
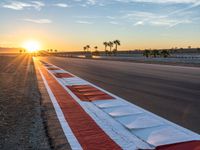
0,0,200,51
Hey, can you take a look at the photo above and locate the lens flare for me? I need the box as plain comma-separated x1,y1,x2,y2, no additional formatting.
23,40,40,52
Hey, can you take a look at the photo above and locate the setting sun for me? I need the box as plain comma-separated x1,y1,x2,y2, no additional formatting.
23,40,41,53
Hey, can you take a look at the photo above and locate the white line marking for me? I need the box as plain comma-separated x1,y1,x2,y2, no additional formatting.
37,63,82,150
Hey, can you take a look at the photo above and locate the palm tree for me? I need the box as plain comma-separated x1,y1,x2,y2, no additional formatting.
107,41,113,55
86,45,90,52
151,50,160,58
103,42,108,51
19,49,22,54
94,46,98,51
143,50,150,58
83,46,87,53
113,40,120,54
103,42,109,55
160,50,170,58
54,49,58,53
93,46,100,56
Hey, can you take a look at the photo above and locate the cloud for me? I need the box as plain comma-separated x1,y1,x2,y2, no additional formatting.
2,2,30,10
124,11,160,19
150,19,191,27
106,16,116,19
79,0,106,6
115,0,200,5
167,1,200,16
73,0,200,7
134,21,144,26
31,1,45,9
2,1,45,10
109,21,119,25
75,16,98,19
124,11,192,27
53,3,69,8
76,20,94,24
86,0,97,5
24,19,52,24
49,0,200,8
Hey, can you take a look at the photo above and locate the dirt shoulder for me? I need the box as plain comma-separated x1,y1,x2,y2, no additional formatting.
0,55,50,149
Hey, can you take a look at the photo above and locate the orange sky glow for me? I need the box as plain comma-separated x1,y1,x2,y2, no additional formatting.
0,0,200,52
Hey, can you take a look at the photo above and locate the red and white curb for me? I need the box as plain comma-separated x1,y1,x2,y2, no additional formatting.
35,58,200,150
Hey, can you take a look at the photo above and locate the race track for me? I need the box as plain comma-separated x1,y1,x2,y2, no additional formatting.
39,56,200,133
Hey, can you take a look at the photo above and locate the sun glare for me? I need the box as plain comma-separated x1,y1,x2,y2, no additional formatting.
23,40,40,52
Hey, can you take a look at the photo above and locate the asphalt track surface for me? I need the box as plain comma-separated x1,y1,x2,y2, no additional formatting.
40,56,200,134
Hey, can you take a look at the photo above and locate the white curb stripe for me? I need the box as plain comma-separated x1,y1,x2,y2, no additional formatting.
37,64,82,150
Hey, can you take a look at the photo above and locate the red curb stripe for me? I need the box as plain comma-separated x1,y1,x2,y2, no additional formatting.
44,64,52,67
67,85,114,102
54,73,74,78
48,67,60,70
72,85,94,89
78,88,99,92
39,64,121,150
156,141,200,150
82,91,106,96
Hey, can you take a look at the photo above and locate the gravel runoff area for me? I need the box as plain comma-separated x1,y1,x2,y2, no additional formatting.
0,55,51,149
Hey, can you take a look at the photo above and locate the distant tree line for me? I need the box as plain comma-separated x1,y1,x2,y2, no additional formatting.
83,45,91,52
103,40,121,56
47,49,58,53
19,49,26,53
143,46,200,58
48,45,200,58
143,50,170,58
82,40,121,57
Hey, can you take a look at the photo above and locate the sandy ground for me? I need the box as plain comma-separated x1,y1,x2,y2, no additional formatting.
0,55,50,149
